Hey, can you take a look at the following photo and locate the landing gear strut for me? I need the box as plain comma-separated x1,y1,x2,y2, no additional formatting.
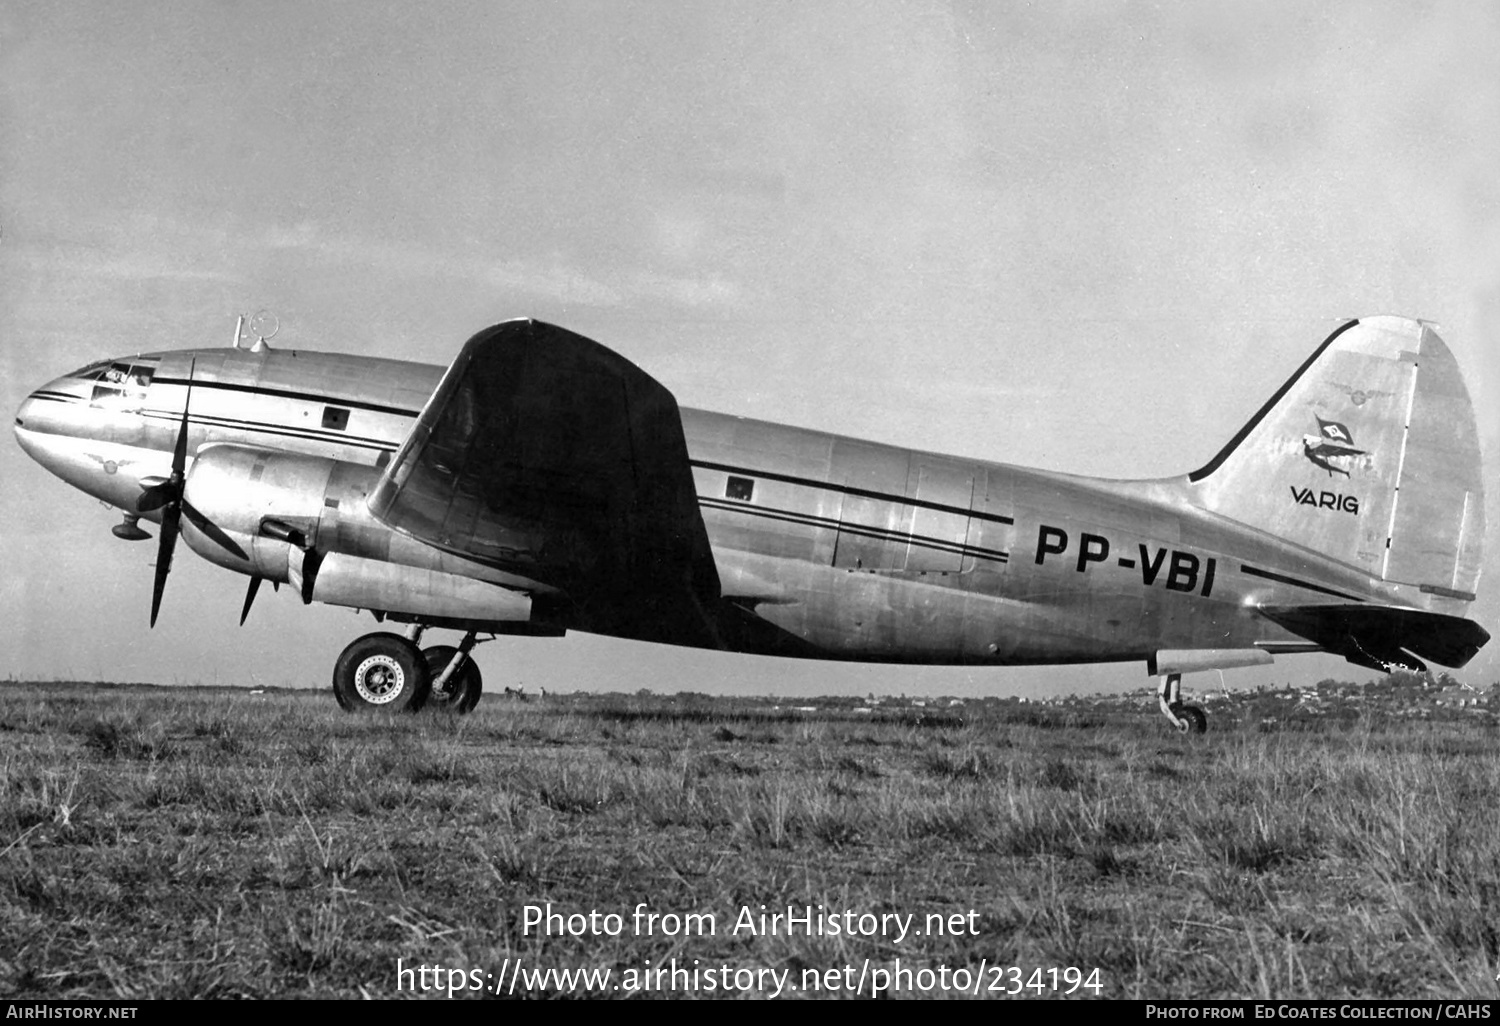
1159,673,1207,734
422,631,484,714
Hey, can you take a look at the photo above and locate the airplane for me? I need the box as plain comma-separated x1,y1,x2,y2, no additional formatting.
12,314,1488,732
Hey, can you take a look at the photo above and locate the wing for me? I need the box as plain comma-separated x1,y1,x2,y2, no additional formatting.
367,320,722,647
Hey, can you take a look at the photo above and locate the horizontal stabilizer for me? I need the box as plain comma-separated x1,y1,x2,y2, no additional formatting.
1257,604,1490,673
1149,648,1274,676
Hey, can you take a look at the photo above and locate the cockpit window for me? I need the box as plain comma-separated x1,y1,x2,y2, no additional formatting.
90,362,156,406
69,359,116,381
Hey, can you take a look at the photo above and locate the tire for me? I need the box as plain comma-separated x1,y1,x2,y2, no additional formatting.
1175,704,1208,735
422,645,483,714
332,632,431,712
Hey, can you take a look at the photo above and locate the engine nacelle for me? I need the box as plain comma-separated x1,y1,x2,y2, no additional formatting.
180,445,534,624
181,445,334,582
308,552,531,621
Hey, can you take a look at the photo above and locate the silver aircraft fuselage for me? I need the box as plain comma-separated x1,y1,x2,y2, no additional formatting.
15,342,1413,671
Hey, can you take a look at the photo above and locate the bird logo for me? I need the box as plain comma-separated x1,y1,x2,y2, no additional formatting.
1302,417,1366,477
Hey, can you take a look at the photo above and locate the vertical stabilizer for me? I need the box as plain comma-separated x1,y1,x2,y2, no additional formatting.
1188,317,1484,602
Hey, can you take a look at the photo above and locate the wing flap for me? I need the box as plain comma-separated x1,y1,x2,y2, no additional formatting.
369,320,721,647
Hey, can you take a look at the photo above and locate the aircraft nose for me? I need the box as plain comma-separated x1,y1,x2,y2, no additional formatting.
16,373,85,435
14,391,46,467
14,374,81,458
14,389,42,438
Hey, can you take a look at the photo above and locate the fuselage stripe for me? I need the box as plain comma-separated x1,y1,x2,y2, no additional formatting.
691,459,1015,526
1240,564,1365,602
699,496,1009,563
138,409,399,451
151,377,424,418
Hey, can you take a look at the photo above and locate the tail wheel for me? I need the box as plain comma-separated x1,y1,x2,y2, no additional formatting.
1174,704,1208,735
333,632,431,712
1158,674,1208,735
422,645,483,714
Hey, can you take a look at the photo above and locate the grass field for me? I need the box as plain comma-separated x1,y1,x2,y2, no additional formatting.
1,680,1497,1000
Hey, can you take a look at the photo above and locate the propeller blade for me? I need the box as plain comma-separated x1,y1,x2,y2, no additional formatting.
171,360,195,478
136,484,173,513
240,575,263,626
183,499,248,559
299,548,324,605
149,500,180,628
148,358,194,629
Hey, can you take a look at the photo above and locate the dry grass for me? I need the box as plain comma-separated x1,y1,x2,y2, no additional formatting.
0,681,1497,999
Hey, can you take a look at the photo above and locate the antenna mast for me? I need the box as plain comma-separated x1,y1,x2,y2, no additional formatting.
248,310,280,353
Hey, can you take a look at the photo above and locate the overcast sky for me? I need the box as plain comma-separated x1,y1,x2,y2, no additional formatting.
4,1,1498,697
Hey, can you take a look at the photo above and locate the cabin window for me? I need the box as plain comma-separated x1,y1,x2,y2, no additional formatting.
322,406,350,430
725,475,755,501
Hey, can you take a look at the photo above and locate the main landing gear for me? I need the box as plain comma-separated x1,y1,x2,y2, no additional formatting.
1159,673,1207,734
332,625,485,714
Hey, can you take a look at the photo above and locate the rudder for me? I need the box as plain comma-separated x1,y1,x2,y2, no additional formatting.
1188,316,1484,603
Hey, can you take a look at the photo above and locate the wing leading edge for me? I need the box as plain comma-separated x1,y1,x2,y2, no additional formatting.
367,320,722,647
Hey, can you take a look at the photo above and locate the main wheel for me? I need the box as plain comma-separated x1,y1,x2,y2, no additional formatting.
421,645,483,714
1174,704,1208,735
333,632,431,712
